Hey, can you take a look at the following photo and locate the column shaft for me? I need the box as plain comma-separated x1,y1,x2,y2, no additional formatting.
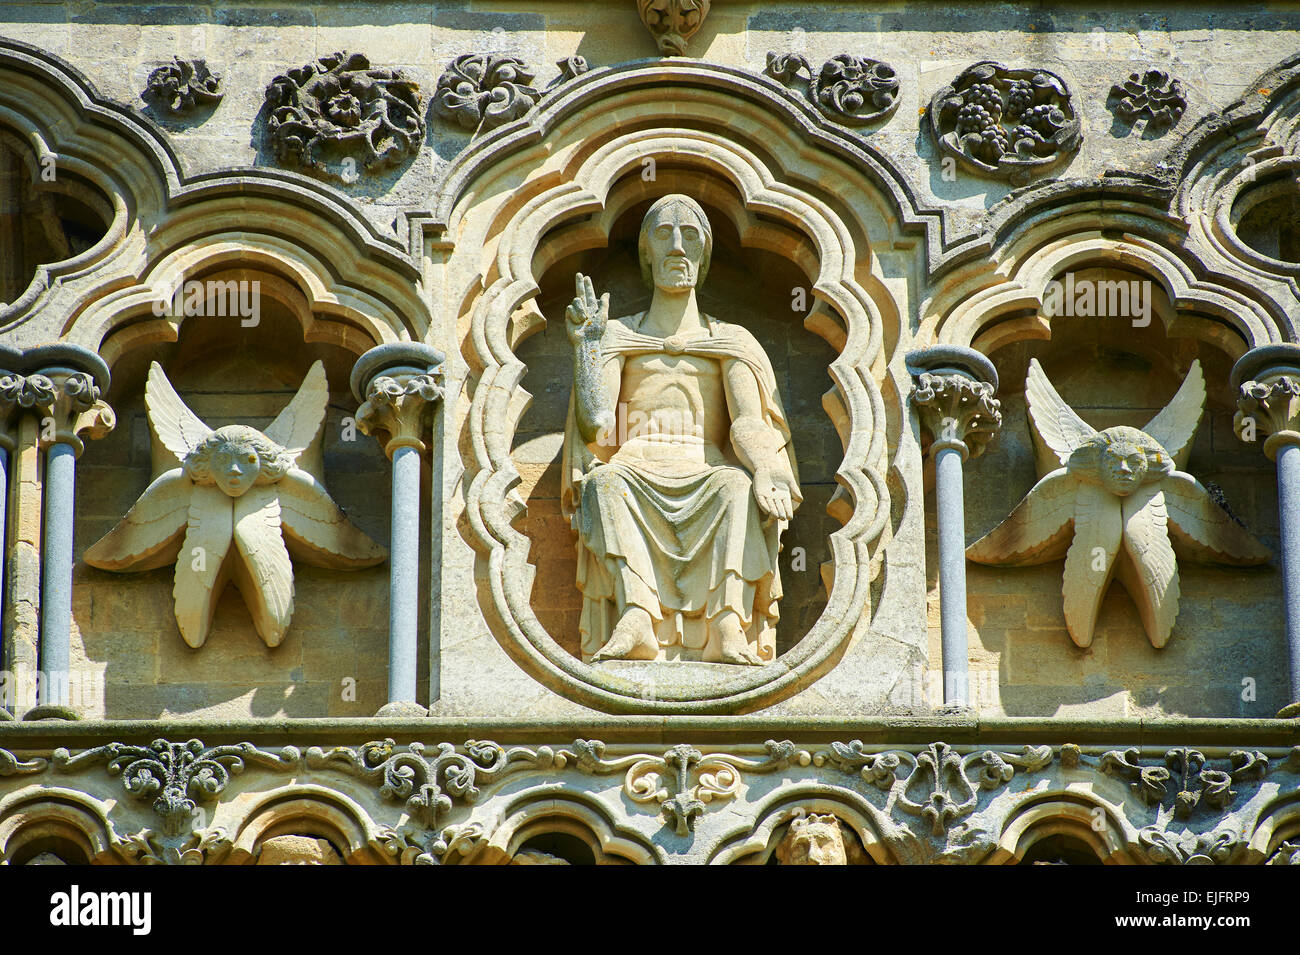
38,441,75,709
1277,443,1300,704
934,445,969,707
388,444,421,706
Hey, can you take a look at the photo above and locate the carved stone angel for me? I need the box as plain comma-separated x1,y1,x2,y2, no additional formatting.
967,358,1270,648
84,362,386,647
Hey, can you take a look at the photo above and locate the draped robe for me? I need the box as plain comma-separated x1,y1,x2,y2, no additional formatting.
561,312,800,662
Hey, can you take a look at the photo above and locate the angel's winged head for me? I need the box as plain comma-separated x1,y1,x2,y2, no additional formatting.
183,425,293,497
1067,425,1172,497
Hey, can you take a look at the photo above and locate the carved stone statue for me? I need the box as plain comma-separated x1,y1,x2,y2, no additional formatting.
84,362,386,648
560,195,801,666
774,810,868,865
967,359,1270,648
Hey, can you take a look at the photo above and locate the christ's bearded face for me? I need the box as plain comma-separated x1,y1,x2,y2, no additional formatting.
643,203,707,292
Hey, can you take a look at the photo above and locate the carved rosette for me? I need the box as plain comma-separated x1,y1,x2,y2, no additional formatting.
911,372,1001,459
143,57,223,116
928,61,1081,183
637,0,711,56
27,369,115,456
264,51,424,179
1109,69,1187,130
764,52,900,126
434,54,541,133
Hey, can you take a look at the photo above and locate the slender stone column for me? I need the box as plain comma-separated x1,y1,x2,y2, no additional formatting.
24,344,114,721
1232,343,1300,718
907,346,1001,709
0,345,22,720
352,343,446,718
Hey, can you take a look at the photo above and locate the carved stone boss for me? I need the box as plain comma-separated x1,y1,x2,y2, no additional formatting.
352,343,446,716
907,346,1001,707
1233,344,1300,717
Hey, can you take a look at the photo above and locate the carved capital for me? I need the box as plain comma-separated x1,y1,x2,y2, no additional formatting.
357,373,443,457
28,369,115,456
907,347,1001,460
911,372,1002,459
351,343,448,459
1230,344,1300,460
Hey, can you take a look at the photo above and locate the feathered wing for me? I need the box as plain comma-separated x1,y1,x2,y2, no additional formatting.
1162,472,1272,565
1060,482,1123,648
145,362,212,466
1025,358,1097,470
265,360,329,460
173,484,233,648
232,486,296,648
1118,484,1180,648
1141,360,1205,470
966,469,1078,566
83,469,190,572
277,468,388,568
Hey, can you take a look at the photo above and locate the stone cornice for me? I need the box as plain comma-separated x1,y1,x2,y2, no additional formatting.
1,716,1297,750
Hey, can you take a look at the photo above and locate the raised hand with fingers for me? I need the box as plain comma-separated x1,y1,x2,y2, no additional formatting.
566,272,609,347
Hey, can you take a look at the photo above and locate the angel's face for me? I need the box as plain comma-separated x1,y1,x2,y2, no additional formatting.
1097,427,1160,497
184,425,289,497
212,440,262,497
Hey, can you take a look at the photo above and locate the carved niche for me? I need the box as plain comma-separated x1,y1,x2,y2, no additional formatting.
450,62,896,713
967,359,1270,648
84,362,386,648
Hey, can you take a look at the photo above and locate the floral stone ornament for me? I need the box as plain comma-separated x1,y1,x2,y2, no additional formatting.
764,53,900,126
84,362,386,648
928,61,1081,183
433,54,541,134
143,58,223,116
1109,69,1188,130
264,51,424,180
966,359,1270,649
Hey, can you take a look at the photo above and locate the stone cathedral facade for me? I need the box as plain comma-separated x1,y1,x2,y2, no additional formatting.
0,1,1298,867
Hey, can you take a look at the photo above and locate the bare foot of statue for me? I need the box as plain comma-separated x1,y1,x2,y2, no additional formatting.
714,611,764,665
592,607,660,661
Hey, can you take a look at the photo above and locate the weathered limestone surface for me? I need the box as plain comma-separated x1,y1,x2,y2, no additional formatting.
0,3,1296,863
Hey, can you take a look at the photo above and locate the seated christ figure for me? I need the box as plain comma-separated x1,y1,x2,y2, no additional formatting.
560,194,801,665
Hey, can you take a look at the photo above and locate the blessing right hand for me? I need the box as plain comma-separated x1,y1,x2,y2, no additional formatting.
566,272,610,346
